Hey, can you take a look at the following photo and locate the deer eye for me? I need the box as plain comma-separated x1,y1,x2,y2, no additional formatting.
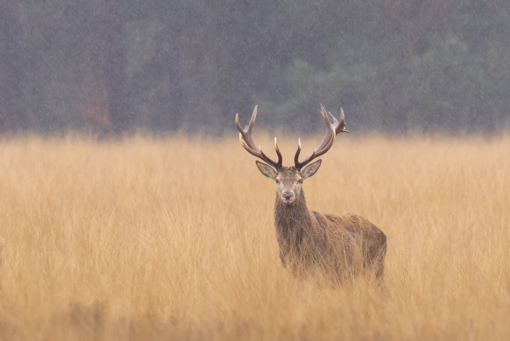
297,179,303,184
275,179,280,184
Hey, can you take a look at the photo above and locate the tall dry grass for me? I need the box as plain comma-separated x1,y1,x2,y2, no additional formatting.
0,134,509,340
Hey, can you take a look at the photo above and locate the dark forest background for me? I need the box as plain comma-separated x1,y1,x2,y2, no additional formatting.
0,0,509,135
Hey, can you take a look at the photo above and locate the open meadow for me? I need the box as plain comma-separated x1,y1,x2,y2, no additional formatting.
0,134,509,340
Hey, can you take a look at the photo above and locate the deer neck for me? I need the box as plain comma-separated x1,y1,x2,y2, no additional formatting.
274,190,312,233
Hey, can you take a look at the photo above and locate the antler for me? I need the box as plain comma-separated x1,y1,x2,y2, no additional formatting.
235,105,283,169
294,104,349,170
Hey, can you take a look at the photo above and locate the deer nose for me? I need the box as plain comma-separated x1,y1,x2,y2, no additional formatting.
282,192,294,201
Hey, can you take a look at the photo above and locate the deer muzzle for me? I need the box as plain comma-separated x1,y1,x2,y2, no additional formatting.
282,191,295,203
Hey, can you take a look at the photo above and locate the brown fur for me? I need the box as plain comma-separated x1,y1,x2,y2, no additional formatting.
273,167,387,282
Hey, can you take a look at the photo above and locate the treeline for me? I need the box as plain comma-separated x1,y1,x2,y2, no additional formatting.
0,0,509,135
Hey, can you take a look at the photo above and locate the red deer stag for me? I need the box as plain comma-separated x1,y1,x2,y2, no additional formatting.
235,105,387,281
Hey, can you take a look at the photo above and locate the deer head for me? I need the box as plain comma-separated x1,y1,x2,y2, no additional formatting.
235,104,348,205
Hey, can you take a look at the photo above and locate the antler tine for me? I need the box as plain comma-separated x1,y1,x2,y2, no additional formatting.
247,105,257,133
235,106,282,169
274,137,283,165
294,138,301,166
330,108,349,134
294,104,348,170
316,104,336,152
294,137,317,169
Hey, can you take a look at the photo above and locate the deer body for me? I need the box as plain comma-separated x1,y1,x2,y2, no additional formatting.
275,188,386,279
268,165,386,279
236,105,387,281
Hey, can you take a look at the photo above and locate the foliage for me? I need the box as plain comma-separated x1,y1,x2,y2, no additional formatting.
0,0,509,134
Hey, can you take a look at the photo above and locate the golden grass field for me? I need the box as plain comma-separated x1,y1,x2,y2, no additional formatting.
0,134,509,340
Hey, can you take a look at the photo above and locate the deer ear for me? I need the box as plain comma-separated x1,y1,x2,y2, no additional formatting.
256,161,277,179
301,159,322,179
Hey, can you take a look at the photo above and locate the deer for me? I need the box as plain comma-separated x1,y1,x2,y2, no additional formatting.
235,104,387,282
